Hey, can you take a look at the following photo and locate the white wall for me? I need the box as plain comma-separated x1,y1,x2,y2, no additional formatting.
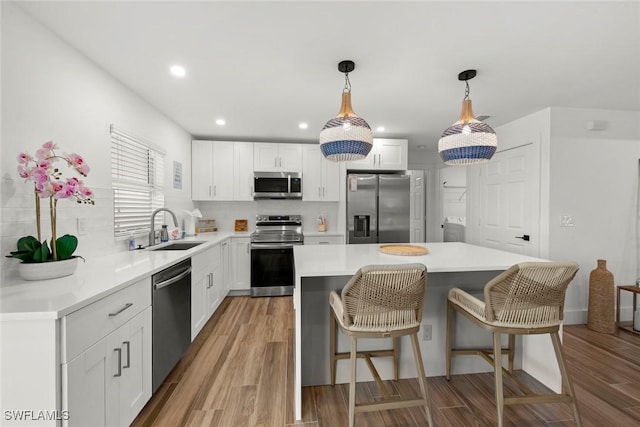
549,108,640,324
0,3,193,282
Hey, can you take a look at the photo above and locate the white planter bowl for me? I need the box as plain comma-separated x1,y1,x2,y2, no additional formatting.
19,257,79,281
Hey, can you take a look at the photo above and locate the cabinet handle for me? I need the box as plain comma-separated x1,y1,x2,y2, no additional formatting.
207,273,212,288
122,341,131,369
209,185,212,196
108,303,133,317
214,185,217,197
246,243,250,253
279,157,282,168
114,348,122,377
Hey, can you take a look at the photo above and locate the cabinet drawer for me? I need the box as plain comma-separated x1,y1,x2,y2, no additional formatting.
192,244,220,275
63,277,151,362
305,235,343,245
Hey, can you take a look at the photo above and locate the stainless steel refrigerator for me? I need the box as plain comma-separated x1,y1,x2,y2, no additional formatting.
347,174,410,244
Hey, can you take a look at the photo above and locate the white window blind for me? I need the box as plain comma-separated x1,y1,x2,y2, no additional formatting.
111,125,165,238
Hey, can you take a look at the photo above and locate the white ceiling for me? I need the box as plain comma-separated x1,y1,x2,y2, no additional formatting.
15,1,640,151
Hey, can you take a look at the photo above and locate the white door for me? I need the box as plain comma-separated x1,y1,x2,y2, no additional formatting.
253,143,279,171
234,142,254,200
376,139,408,170
232,238,251,290
477,142,540,257
278,144,302,172
302,145,323,201
191,141,213,200
118,308,152,427
64,338,109,427
212,142,235,201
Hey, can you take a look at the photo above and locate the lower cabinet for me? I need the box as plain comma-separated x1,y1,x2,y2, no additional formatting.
191,243,222,340
231,237,251,290
62,297,152,427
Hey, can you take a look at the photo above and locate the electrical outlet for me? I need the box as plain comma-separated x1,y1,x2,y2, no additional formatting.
76,218,87,236
560,215,574,227
422,324,432,341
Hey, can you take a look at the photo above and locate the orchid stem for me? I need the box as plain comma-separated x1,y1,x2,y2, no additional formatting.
34,189,41,242
50,196,57,261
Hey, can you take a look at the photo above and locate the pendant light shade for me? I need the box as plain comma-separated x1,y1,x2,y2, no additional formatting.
438,70,497,165
320,60,373,162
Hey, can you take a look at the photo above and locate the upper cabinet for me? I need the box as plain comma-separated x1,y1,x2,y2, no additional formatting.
192,141,254,201
302,144,340,202
253,143,302,172
345,138,408,171
234,142,254,201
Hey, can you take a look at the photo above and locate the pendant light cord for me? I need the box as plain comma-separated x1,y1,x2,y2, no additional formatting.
464,81,470,100
343,72,352,93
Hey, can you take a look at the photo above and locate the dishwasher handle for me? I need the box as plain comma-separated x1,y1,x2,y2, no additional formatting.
154,266,192,290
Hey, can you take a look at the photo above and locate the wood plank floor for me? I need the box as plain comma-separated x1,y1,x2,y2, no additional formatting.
132,296,640,426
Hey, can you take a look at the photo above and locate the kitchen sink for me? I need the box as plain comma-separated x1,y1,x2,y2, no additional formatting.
149,241,205,251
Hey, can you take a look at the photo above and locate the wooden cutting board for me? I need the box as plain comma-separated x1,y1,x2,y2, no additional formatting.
379,244,428,256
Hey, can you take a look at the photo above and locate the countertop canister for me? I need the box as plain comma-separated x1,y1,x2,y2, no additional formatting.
587,259,616,334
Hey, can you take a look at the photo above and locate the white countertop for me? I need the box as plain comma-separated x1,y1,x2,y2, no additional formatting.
294,242,546,278
0,232,250,320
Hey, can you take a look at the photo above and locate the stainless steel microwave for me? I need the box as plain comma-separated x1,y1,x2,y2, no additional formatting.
253,172,302,200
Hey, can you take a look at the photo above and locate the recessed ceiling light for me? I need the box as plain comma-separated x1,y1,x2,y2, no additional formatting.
169,65,186,78
215,119,225,126
299,123,308,129
376,126,385,132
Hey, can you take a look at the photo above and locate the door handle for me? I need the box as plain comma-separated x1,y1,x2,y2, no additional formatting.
114,348,122,377
122,341,131,369
515,235,530,241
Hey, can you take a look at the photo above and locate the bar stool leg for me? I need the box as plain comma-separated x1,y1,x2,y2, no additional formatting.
330,309,337,386
446,300,453,380
493,332,505,427
550,331,582,427
410,333,434,427
507,334,515,373
349,336,357,427
393,336,400,381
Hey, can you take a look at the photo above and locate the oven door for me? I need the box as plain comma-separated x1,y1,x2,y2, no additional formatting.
250,243,295,297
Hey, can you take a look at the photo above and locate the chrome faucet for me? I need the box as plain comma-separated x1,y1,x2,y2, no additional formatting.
149,208,179,246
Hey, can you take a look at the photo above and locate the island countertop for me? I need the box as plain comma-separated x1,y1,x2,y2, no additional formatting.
293,242,546,278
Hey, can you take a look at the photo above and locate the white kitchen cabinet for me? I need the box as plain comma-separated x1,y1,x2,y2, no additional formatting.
302,144,340,202
62,279,152,427
191,141,235,201
346,138,408,171
304,235,344,245
253,143,302,172
231,237,251,290
192,140,214,200
191,243,222,339
234,142,254,200
219,240,230,298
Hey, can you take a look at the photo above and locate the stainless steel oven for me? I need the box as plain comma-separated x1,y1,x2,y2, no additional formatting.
250,214,303,297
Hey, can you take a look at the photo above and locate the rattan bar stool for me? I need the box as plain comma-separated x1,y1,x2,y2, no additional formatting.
329,263,434,427
445,261,581,427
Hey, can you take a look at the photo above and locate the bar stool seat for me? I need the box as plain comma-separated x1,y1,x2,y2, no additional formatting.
446,261,582,427
329,263,434,427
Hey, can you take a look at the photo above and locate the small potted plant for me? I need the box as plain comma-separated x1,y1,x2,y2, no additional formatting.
8,141,94,280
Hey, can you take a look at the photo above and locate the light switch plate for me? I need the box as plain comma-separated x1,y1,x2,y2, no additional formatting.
76,217,87,235
560,215,574,227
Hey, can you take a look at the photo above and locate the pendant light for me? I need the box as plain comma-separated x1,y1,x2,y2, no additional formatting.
438,69,497,165
319,60,373,162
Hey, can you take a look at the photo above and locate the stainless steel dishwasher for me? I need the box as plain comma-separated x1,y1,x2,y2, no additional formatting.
152,258,191,392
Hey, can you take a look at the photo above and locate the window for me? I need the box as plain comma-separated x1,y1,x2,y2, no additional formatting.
111,125,165,238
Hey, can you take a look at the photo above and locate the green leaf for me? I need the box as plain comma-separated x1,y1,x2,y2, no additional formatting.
33,240,50,262
16,236,40,253
55,235,78,260
6,250,33,262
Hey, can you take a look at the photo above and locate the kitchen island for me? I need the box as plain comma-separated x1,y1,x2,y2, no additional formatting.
292,242,559,421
